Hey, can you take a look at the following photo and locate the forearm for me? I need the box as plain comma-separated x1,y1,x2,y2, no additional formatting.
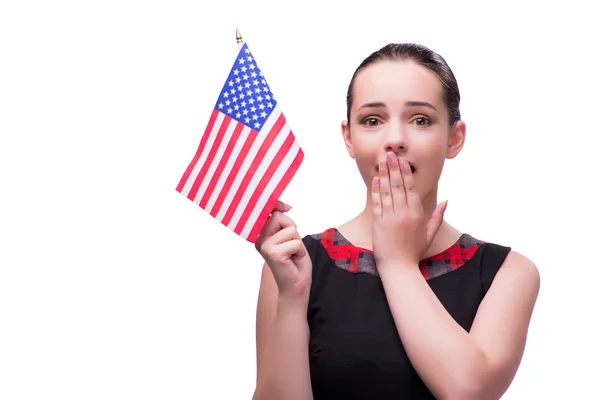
379,266,489,399
254,295,312,400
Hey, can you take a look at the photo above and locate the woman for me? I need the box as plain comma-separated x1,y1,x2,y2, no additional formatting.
252,43,540,400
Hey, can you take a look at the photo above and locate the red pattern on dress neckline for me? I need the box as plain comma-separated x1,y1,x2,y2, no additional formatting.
316,228,485,280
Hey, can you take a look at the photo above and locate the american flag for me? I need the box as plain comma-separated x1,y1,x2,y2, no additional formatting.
176,43,303,243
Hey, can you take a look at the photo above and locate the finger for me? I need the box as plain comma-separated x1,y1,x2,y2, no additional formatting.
426,201,448,243
267,225,302,247
273,200,292,213
271,239,306,265
388,153,406,210
291,240,312,280
265,211,296,236
256,211,297,248
371,176,382,219
287,239,308,261
263,225,302,261
378,158,393,214
399,158,419,211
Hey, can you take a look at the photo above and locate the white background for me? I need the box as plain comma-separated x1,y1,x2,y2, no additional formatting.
1,1,599,398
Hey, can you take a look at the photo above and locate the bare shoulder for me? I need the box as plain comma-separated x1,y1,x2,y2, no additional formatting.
472,249,541,334
496,250,541,295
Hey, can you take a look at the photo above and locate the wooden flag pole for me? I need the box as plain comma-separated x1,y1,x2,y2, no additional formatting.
236,28,243,49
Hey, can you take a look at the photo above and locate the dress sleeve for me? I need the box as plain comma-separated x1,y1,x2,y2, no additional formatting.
302,234,321,271
479,242,512,297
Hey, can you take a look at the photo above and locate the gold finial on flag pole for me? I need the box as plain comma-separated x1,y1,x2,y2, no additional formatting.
236,28,243,49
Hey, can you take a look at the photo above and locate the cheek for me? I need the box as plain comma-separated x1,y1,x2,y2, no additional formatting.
351,145,380,185
422,134,448,158
415,139,447,177
354,152,376,177
352,138,378,163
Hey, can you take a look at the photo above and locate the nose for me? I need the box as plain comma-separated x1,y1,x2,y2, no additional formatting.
383,123,408,153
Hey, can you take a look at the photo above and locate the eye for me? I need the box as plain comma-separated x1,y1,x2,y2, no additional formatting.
412,116,432,127
361,117,381,127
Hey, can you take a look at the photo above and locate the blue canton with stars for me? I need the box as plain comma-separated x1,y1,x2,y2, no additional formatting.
215,43,278,130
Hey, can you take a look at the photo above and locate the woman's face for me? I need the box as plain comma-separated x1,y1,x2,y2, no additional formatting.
342,60,465,201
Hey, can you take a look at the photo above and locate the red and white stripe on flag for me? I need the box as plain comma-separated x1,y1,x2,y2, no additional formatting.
176,104,303,243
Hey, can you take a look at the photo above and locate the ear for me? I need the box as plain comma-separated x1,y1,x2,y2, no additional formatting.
446,120,466,159
341,120,355,159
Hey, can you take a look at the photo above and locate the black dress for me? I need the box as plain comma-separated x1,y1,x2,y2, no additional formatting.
301,228,511,399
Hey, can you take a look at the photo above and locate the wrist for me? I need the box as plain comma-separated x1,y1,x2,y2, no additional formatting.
277,292,309,314
378,261,421,279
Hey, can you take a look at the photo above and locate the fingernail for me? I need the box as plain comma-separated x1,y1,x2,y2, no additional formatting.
443,200,449,212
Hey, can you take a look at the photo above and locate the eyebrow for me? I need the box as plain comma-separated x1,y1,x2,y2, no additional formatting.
357,102,386,110
405,101,437,111
357,101,437,111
